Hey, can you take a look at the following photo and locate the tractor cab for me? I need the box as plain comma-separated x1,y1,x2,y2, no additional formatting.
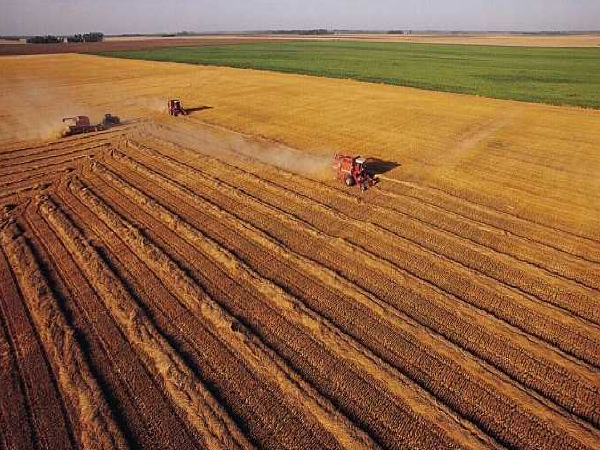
168,99,187,116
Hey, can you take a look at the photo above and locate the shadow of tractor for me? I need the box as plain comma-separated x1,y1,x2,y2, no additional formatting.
185,106,213,115
364,158,399,176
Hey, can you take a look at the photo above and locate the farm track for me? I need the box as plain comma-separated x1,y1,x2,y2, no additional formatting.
90,147,598,450
0,123,598,450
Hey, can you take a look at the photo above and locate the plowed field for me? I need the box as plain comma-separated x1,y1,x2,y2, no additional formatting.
0,54,599,450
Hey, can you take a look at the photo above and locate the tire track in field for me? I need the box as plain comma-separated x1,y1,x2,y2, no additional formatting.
37,197,256,450
125,141,600,371
92,157,599,450
71,172,490,450
56,179,355,450
0,220,129,450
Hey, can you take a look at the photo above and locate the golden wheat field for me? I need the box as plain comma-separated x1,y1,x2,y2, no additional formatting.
0,54,599,450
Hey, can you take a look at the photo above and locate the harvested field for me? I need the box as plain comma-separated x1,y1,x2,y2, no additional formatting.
0,54,599,450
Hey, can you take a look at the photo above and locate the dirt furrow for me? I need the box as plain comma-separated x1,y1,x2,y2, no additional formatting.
0,220,128,450
0,298,35,450
70,172,486,450
55,182,359,450
124,141,600,370
38,197,256,450
93,157,600,450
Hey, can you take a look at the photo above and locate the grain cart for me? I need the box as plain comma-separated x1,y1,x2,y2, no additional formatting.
333,154,378,192
168,99,188,116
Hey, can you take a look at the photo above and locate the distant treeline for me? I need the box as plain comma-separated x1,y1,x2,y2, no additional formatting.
26,32,104,44
265,29,334,35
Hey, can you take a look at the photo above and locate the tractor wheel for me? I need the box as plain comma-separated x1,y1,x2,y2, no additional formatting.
345,176,355,187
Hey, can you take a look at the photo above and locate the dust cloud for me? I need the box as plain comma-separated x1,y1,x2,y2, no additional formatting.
0,77,99,143
146,122,334,180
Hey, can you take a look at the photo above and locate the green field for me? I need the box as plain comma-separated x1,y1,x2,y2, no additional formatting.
96,42,600,108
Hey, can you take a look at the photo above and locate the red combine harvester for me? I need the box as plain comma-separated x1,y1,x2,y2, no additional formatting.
62,116,98,137
168,99,188,116
333,154,378,192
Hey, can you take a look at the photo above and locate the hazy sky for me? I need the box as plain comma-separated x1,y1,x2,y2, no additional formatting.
2,0,600,35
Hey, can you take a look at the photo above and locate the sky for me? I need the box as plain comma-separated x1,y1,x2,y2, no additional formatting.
1,0,600,36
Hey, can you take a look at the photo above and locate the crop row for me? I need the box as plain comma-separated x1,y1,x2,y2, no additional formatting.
67,176,382,450
155,137,600,360
177,137,600,326
127,139,600,373
97,150,598,449
38,196,255,450
0,219,128,450
79,166,500,447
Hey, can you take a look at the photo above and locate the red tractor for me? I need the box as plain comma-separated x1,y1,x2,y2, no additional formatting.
168,99,187,116
333,154,378,192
